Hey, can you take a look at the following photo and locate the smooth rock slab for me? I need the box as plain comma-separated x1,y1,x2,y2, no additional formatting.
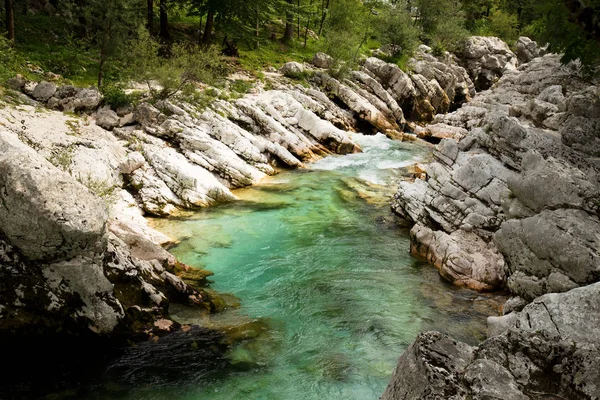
0,131,107,262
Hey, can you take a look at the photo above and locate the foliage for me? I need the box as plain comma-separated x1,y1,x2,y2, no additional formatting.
416,0,469,51
474,7,519,43
0,35,23,83
101,85,138,109
321,0,370,69
532,0,600,73
127,27,228,100
376,3,420,57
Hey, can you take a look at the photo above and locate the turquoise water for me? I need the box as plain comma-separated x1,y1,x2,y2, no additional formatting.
140,133,503,400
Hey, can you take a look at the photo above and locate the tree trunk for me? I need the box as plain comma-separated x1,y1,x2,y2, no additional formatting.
304,0,312,47
147,0,153,32
282,0,294,43
5,0,14,42
318,0,329,36
202,6,214,44
255,7,260,37
198,13,203,45
159,0,170,40
297,0,301,39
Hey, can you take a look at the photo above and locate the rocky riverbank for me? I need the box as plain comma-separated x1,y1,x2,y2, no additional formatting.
1,32,595,398
0,34,510,341
383,41,600,398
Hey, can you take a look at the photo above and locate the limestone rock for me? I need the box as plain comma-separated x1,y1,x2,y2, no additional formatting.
410,224,506,291
488,282,600,344
380,331,474,400
515,36,546,63
134,102,161,126
280,62,304,78
74,87,102,110
32,81,57,102
7,74,26,91
382,329,600,400
457,36,518,90
0,132,107,262
96,108,120,130
495,209,600,300
312,52,333,69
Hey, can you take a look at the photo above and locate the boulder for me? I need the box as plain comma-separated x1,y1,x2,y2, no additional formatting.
514,36,546,63
0,132,107,262
118,151,146,174
457,36,518,90
7,74,26,91
410,224,506,291
280,61,304,78
96,108,120,130
382,329,600,400
495,209,600,300
32,81,57,102
312,52,333,69
381,331,474,400
488,282,600,343
75,87,102,110
134,102,161,126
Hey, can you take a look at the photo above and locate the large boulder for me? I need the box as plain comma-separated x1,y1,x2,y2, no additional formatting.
381,331,475,400
96,108,120,130
457,36,518,90
32,81,57,102
495,209,600,301
381,329,600,400
0,131,107,262
514,36,546,63
280,61,304,78
410,224,506,291
312,52,333,69
488,282,600,343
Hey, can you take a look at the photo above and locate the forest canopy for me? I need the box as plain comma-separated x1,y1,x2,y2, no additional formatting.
0,0,598,91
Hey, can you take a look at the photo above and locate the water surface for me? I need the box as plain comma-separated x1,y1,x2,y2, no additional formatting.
139,133,503,400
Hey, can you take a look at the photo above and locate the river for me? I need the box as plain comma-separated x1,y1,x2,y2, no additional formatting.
7,133,503,399
130,133,503,400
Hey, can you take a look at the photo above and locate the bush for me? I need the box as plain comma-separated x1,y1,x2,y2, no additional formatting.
0,35,23,83
474,8,519,43
102,84,136,109
377,4,420,57
127,27,229,100
417,0,469,52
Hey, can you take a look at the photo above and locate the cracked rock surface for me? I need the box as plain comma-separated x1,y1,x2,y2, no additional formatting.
386,38,600,399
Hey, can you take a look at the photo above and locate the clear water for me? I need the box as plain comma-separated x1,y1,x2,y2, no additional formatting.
131,133,504,400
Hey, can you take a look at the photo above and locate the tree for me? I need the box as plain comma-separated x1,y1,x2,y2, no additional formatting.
147,0,153,32
4,0,14,42
282,0,295,42
75,0,143,87
377,2,420,56
416,0,468,51
128,26,228,99
159,0,170,40
562,0,600,42
532,0,600,71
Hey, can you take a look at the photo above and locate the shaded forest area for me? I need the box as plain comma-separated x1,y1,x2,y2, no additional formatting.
0,0,598,101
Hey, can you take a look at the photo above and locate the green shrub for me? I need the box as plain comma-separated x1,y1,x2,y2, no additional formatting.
127,27,229,100
474,8,519,43
0,35,23,83
377,4,420,57
102,85,136,109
